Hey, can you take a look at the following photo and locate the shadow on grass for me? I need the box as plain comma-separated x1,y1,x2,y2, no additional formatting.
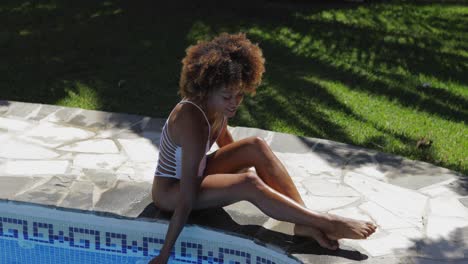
1,0,466,174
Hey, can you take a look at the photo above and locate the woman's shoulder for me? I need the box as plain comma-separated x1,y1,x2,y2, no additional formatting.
167,103,209,145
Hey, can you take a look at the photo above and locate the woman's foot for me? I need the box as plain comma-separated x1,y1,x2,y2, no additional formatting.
294,224,339,250
321,214,377,240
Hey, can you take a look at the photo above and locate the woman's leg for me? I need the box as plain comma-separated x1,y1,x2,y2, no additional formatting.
205,137,375,246
154,137,376,249
153,171,375,249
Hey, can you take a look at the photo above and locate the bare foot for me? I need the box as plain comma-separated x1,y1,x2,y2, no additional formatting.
322,214,377,240
294,224,339,250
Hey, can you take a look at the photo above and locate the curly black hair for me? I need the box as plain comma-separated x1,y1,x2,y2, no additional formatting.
179,32,265,101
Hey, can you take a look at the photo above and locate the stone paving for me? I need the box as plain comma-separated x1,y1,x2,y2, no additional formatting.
0,100,467,263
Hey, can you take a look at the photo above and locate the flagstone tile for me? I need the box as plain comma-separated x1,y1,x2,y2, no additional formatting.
353,233,415,257
359,201,417,229
374,152,457,190
59,181,94,210
419,217,468,260
78,169,118,191
419,178,462,198
93,180,151,217
115,161,157,182
18,122,95,148
328,206,373,222
429,196,468,218
0,139,59,159
425,216,468,241
28,104,61,121
0,176,45,199
57,139,119,153
73,154,126,170
3,102,41,119
276,152,343,178
117,138,158,162
14,175,76,206
303,195,361,212
345,172,427,229
41,107,83,123
1,160,69,176
302,178,360,197
0,116,33,132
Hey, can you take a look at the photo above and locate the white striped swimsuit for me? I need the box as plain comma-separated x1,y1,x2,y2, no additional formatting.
154,99,226,179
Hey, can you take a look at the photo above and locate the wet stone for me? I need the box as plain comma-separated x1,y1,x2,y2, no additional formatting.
59,181,94,210
93,180,151,217
14,175,76,206
0,177,43,199
79,169,118,190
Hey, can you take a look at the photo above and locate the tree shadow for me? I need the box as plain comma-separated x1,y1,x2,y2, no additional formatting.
1,0,465,174
138,202,369,262
399,225,468,263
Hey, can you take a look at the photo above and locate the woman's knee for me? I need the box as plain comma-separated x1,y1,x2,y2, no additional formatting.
241,171,267,192
247,136,271,155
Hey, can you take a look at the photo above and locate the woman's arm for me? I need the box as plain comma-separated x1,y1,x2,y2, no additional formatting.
151,109,208,264
216,121,234,148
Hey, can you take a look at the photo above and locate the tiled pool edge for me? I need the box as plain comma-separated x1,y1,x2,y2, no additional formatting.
0,199,302,263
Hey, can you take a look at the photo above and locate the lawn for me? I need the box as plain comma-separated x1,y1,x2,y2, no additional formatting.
1,0,467,175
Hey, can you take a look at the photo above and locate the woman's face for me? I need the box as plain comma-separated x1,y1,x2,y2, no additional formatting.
207,86,244,118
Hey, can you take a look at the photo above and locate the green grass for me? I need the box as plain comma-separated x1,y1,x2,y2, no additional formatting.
1,0,467,175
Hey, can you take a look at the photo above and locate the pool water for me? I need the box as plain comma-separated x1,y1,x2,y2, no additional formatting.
0,201,301,264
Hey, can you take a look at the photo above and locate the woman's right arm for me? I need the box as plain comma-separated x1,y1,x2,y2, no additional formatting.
150,109,208,264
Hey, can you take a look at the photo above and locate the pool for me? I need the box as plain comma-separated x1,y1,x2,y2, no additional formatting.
0,200,301,263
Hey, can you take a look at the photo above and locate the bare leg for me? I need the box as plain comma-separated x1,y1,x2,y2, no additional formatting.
203,137,376,248
153,172,375,241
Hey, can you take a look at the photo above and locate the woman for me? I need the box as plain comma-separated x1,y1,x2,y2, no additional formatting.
150,32,376,264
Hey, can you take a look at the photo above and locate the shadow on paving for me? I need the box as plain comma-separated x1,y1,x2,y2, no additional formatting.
138,203,369,262
399,226,468,263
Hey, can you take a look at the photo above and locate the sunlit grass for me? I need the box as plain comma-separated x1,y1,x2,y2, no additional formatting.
55,81,101,110
0,1,466,175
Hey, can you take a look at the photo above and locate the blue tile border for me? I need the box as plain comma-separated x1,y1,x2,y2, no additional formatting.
0,200,302,264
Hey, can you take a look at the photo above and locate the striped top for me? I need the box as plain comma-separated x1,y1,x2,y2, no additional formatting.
154,100,226,179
